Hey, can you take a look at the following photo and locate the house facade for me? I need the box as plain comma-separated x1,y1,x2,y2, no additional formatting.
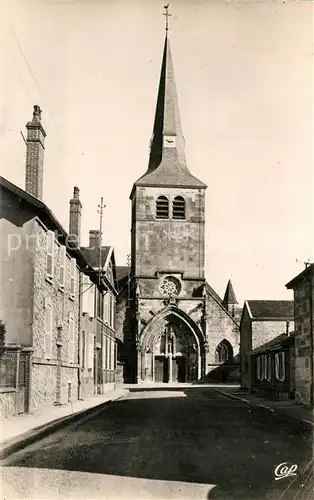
0,106,118,417
286,264,314,406
240,300,294,390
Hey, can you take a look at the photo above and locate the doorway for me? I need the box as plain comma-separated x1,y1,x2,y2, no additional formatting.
154,356,168,382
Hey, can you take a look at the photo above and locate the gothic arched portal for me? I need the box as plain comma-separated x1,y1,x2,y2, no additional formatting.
138,306,205,383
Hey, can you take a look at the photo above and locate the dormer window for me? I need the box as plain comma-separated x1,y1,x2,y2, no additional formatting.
172,196,185,219
156,196,169,219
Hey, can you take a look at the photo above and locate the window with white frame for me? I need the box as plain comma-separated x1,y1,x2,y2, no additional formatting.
44,298,53,358
46,230,55,279
111,340,115,370
110,297,115,329
107,336,110,370
257,355,265,381
59,245,66,289
87,333,94,370
104,293,109,323
275,352,285,381
108,295,112,327
68,313,75,363
70,258,76,299
265,355,272,382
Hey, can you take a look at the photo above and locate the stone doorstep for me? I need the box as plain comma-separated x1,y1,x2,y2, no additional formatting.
0,389,129,460
216,389,314,428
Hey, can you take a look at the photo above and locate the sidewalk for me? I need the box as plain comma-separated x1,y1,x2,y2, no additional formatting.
0,387,128,459
216,386,314,428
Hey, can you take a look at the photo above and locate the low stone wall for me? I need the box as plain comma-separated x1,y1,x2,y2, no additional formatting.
0,389,16,418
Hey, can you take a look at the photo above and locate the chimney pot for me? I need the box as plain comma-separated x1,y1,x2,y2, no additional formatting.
25,105,46,200
69,186,82,248
89,230,101,249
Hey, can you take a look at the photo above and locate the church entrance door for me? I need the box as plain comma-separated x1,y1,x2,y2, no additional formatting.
154,356,169,383
172,357,186,383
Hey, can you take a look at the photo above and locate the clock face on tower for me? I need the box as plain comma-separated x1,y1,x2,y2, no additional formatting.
159,276,182,298
163,135,176,148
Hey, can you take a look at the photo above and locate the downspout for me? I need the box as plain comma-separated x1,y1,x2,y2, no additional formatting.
78,271,83,400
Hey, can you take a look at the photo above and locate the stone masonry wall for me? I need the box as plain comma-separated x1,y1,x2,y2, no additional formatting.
293,279,312,405
0,390,16,418
252,320,294,350
134,186,205,279
31,219,80,412
205,293,240,368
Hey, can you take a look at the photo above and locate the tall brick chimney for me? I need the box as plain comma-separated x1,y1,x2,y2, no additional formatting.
89,230,101,249
69,186,82,247
25,105,46,200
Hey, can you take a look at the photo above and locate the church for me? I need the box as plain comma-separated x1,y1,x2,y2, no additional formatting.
115,21,241,384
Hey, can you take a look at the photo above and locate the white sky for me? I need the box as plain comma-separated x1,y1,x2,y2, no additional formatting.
1,0,313,303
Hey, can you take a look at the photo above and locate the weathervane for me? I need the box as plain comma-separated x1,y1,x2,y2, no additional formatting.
163,4,171,32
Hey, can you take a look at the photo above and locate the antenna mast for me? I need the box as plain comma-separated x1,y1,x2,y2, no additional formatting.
97,197,106,286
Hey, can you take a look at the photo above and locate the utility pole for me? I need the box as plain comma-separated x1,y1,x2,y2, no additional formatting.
97,197,106,285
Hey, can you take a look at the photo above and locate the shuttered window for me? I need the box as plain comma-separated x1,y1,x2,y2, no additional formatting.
44,299,53,358
156,196,169,219
82,330,86,368
46,231,55,279
275,352,285,381
257,356,264,381
172,196,186,220
265,355,272,381
68,313,75,363
88,333,94,370
70,258,76,299
59,245,66,288
104,293,109,323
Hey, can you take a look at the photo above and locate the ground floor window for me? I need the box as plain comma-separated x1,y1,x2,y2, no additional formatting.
275,352,285,381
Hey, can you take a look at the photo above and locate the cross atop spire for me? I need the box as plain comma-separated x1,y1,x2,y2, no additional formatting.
163,4,171,32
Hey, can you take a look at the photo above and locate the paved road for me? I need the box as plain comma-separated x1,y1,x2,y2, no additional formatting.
1,388,312,500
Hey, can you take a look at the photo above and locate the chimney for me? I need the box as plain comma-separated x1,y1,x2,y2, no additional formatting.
25,105,46,200
69,186,82,247
89,230,101,249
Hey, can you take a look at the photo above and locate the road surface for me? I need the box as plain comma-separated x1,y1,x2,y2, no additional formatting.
1,387,312,499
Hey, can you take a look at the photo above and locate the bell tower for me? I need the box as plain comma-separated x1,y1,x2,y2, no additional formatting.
129,8,207,383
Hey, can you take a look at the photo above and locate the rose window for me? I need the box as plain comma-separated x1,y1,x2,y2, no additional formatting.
159,276,181,297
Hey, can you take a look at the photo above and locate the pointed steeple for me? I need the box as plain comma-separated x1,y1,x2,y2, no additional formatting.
223,279,238,308
133,31,206,191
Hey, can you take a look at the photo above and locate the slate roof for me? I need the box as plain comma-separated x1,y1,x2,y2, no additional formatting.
116,266,130,282
222,279,238,305
247,300,294,320
80,246,111,269
132,35,206,192
0,176,104,289
249,331,295,354
206,282,222,304
286,263,313,289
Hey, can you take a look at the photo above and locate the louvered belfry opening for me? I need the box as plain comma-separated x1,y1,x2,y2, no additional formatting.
172,196,185,219
156,196,169,219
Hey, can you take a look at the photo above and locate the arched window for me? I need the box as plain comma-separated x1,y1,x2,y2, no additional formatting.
215,339,233,363
156,196,169,219
172,196,185,219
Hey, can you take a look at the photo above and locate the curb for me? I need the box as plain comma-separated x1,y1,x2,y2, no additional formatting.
216,389,314,431
0,391,128,460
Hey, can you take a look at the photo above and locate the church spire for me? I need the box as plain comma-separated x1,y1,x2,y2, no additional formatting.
223,279,238,308
133,7,206,191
